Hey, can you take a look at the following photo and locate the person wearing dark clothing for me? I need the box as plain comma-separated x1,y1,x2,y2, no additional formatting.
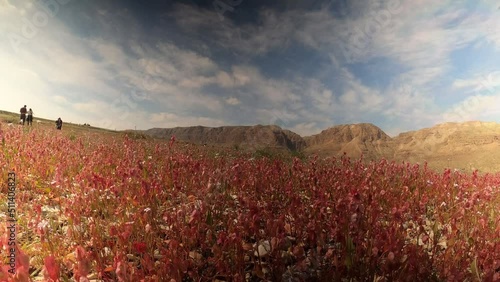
20,105,27,125
56,118,63,130
27,108,33,125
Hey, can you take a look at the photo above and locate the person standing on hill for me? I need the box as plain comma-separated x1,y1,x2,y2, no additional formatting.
20,105,27,125
27,108,33,126
55,117,63,130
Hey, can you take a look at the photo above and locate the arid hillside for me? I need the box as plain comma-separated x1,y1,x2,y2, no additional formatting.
391,121,500,172
303,121,500,172
144,124,306,151
7,103,493,173
303,123,394,160
143,121,500,172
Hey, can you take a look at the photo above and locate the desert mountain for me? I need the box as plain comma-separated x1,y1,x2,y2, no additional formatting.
143,121,500,172
144,124,306,151
303,123,394,160
391,121,500,172
304,121,500,172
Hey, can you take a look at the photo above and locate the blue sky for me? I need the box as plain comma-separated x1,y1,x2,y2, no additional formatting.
1,0,500,136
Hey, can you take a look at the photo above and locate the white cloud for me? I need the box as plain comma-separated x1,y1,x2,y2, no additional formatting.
149,112,229,128
290,122,320,136
215,71,234,88
2,0,500,137
340,90,358,105
225,97,240,105
442,92,500,122
90,40,129,67
167,2,484,133
172,4,296,56
52,95,69,105
0,0,15,10
382,82,436,126
452,71,500,94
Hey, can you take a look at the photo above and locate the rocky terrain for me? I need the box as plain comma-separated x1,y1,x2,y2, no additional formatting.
390,121,500,172
143,121,500,173
144,124,306,151
303,123,394,160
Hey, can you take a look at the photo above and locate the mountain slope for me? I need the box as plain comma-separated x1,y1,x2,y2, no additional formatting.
142,121,500,172
391,121,500,171
144,124,306,151
303,123,394,160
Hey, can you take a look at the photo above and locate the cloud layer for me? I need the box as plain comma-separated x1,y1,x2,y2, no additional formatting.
1,0,500,136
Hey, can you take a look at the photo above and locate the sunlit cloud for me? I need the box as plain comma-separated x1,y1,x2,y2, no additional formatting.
1,0,499,135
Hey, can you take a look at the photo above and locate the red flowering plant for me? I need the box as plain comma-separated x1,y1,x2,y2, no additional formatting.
0,125,498,281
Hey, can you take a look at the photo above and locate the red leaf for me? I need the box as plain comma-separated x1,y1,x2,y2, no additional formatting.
133,241,147,254
43,255,60,280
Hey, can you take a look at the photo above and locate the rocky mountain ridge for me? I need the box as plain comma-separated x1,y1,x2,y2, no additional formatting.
144,124,306,151
143,121,500,172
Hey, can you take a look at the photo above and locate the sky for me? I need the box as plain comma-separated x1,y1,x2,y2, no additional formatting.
1,0,500,136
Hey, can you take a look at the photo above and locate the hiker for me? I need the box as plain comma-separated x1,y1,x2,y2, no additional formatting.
20,105,27,125
55,118,63,130
27,108,33,126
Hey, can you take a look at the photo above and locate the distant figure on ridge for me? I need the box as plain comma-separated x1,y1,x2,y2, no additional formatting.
56,117,63,130
20,105,27,125
27,108,33,126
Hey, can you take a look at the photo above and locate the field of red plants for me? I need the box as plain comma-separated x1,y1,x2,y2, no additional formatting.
0,124,499,281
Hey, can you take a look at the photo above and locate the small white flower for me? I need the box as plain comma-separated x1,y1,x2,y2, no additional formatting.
38,220,49,232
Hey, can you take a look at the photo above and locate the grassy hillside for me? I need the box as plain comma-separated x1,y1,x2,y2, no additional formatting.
0,110,120,136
